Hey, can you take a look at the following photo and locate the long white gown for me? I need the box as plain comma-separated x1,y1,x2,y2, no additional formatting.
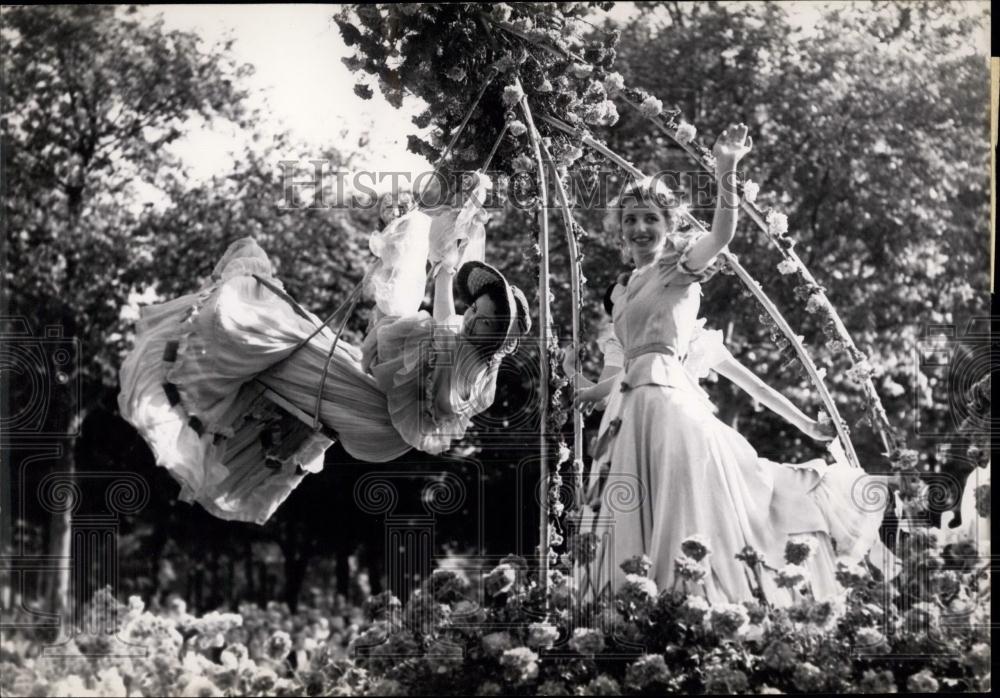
576,234,889,605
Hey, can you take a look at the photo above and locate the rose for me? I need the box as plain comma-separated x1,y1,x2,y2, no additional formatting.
484,564,517,597
678,594,710,625
766,210,789,236
784,539,815,565
265,630,292,662
674,122,697,144
481,631,514,658
792,662,825,692
568,627,605,656
775,564,807,590
639,95,663,118
860,670,897,693
735,545,764,568
603,72,624,97
674,556,707,582
500,647,539,684
709,603,750,638
502,84,525,107
625,654,671,692
777,259,798,275
742,180,760,203
680,534,711,561
906,670,940,693
526,622,559,650
620,554,653,576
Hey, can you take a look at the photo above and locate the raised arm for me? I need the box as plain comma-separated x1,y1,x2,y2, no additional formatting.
432,266,456,322
713,355,833,442
432,239,467,323
682,123,753,272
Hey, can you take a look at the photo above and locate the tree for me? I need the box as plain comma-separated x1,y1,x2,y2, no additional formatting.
2,4,252,618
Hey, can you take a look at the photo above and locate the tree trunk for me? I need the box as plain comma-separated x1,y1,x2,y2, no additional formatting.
49,410,86,634
244,540,255,600
283,553,308,613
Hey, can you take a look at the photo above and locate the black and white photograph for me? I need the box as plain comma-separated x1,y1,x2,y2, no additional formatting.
0,2,993,695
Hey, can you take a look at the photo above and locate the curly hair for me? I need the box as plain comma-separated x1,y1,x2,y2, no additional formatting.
602,176,682,237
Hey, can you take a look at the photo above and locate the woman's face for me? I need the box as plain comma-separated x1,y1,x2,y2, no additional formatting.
620,198,670,264
462,294,507,341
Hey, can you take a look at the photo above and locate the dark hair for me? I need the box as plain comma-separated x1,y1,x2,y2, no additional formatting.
466,282,513,361
602,282,617,316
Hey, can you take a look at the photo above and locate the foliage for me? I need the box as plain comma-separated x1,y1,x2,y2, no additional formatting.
1,526,990,696
2,4,253,402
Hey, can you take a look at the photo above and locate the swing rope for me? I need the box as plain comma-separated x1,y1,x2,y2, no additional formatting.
255,70,497,433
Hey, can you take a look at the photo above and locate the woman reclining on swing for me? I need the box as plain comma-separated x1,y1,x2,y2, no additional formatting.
118,190,528,525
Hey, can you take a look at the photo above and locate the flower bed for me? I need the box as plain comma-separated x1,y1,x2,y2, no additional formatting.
0,530,989,696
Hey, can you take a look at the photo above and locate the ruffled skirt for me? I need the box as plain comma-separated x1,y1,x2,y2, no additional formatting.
576,381,890,606
118,250,412,524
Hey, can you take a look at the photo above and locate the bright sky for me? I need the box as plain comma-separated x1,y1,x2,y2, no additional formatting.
142,2,989,193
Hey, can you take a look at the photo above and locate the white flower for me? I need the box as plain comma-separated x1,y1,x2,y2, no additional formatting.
675,122,697,144
603,72,625,97
500,647,540,684
526,622,559,650
907,669,940,693
805,294,829,315
855,626,887,651
708,603,750,637
639,95,663,118
502,84,525,107
678,594,711,625
180,675,222,698
742,180,760,203
568,627,605,655
766,210,789,236
512,154,535,172
674,555,707,582
775,564,808,589
569,63,593,79
777,259,798,275
508,119,527,137
96,668,128,698
680,534,712,561
622,573,658,599
846,360,875,385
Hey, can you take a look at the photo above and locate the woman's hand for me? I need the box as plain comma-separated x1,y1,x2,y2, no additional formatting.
562,346,580,378
712,123,753,175
574,388,605,415
800,417,836,442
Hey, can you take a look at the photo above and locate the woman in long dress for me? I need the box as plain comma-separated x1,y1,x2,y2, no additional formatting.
118,199,528,525
573,124,888,605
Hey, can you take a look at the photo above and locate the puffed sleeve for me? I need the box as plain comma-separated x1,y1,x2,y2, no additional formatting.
363,311,490,454
656,232,725,286
684,320,732,380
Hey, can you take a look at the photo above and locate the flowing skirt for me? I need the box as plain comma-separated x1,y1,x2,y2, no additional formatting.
119,243,412,524
577,380,889,606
